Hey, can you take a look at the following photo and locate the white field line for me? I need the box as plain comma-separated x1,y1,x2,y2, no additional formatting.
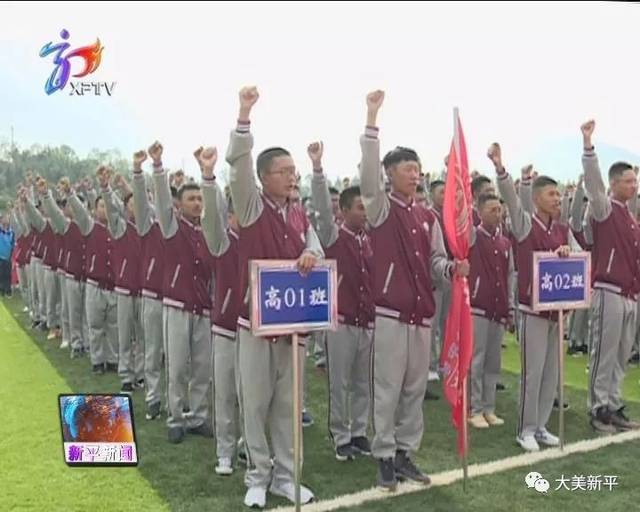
274,430,640,512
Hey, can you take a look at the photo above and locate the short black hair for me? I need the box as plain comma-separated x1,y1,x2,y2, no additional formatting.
382,146,420,171
339,186,361,210
170,186,178,199
471,176,492,197
532,175,558,194
256,147,291,177
123,193,134,208
178,183,201,201
478,192,501,209
329,187,339,196
608,161,633,181
430,180,445,194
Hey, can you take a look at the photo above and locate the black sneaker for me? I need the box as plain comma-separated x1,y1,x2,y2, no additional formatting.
168,427,185,444
145,401,162,420
121,382,134,394
351,436,372,456
579,344,589,355
424,389,440,401
136,378,145,389
302,410,314,427
376,458,397,491
590,407,617,434
31,320,41,329
609,407,640,431
628,353,640,364
335,443,355,462
105,362,118,373
496,382,507,391
92,364,105,375
188,422,214,438
70,348,84,359
553,398,570,411
567,346,580,357
394,450,431,485
37,322,48,332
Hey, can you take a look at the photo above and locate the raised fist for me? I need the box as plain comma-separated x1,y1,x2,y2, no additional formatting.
239,86,259,110
198,147,218,179
133,150,148,171
580,120,595,139
487,143,502,168
148,141,163,165
96,165,112,189
366,90,385,111
307,141,324,167
35,176,48,195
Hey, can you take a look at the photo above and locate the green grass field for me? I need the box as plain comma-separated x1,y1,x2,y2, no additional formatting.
1,294,639,511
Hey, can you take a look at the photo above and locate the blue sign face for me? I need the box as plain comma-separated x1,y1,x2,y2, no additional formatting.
536,257,588,305
258,268,332,327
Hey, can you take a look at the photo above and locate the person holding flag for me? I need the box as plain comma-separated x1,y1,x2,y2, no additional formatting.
359,90,468,492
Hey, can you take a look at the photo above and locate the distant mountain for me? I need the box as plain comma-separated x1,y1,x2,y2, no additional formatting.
528,137,640,182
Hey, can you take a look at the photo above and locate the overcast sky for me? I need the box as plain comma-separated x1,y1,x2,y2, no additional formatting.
1,1,639,184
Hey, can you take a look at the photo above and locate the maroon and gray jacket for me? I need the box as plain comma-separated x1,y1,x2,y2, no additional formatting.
202,177,242,339
67,191,115,290
153,167,212,316
359,126,451,327
496,170,569,319
312,168,374,329
583,149,640,299
469,224,515,324
225,123,324,331
131,171,165,300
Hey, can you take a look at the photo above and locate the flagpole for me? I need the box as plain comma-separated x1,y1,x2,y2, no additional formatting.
292,332,302,511
462,374,469,491
558,310,565,451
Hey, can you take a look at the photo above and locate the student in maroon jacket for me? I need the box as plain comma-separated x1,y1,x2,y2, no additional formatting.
468,193,515,429
489,142,570,453
580,120,640,433
63,173,119,375
359,90,468,491
151,141,213,445
227,86,323,509
426,179,451,396
197,145,243,477
25,183,61,340
131,149,167,422
98,168,145,395
309,141,374,462
41,178,87,357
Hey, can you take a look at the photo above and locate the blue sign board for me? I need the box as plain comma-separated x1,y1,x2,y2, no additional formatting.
250,260,338,336
532,252,591,311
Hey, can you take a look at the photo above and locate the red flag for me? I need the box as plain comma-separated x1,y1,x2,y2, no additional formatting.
440,108,474,457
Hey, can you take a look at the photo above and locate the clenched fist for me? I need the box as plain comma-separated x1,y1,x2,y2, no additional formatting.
307,142,324,169
148,141,163,166
133,150,148,171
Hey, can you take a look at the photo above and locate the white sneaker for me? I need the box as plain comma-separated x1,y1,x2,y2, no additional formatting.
535,429,560,447
428,371,440,382
215,457,233,476
22,306,29,313
59,339,70,349
244,487,266,509
516,435,540,452
269,482,314,505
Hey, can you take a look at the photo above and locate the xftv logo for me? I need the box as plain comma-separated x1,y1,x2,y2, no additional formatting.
39,29,116,96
